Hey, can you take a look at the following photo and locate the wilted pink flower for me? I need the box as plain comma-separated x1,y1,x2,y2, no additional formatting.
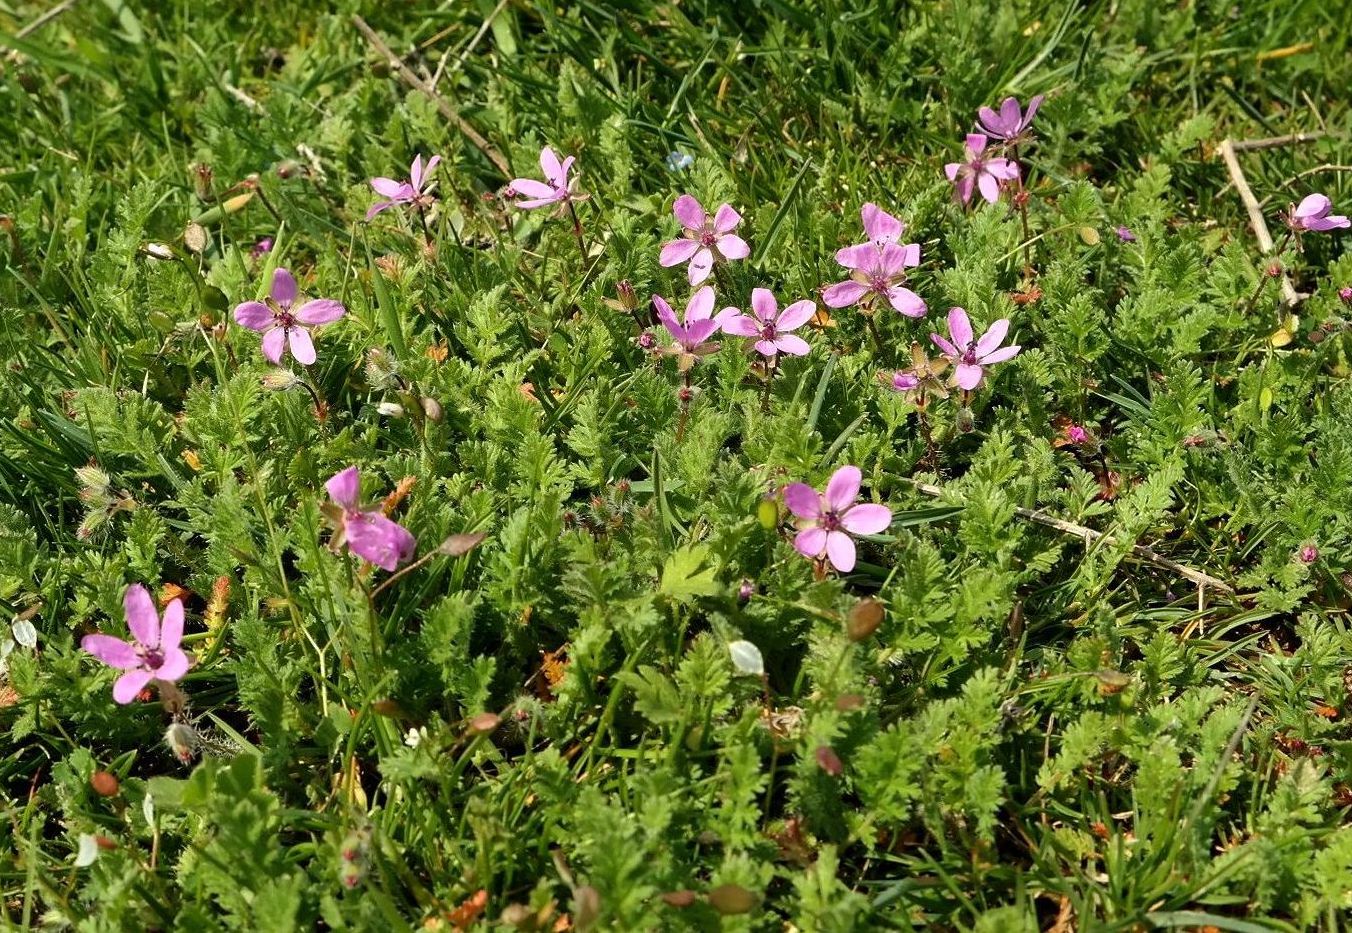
881,342,950,403
250,236,274,259
324,467,416,571
659,195,750,285
1115,226,1136,242
654,286,735,370
720,288,814,357
822,242,925,317
1285,194,1350,233
976,95,1044,143
849,202,905,250
510,146,582,210
233,268,346,365
945,134,1019,206
930,307,1021,390
366,154,441,220
783,466,892,573
81,585,190,704
1339,286,1352,304
1066,424,1090,445
1298,543,1319,564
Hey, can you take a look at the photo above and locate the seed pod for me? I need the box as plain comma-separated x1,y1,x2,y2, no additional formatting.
707,884,757,915
757,496,779,529
846,598,884,641
467,712,501,736
90,771,120,797
164,722,198,764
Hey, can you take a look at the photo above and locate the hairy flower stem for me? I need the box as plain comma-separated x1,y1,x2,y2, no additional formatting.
676,369,693,442
863,306,884,353
415,203,435,253
916,400,938,469
566,199,588,265
761,357,778,413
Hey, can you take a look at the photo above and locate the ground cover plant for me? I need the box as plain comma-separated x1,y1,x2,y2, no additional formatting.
3,0,1352,928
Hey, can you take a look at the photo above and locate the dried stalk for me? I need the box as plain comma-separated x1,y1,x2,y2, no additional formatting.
1217,137,1299,306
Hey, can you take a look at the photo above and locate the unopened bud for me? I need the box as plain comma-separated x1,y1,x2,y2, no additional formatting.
615,279,638,311
192,163,213,201
1299,544,1319,564
637,330,657,350
164,722,198,764
376,401,405,418
737,579,755,603
261,368,301,391
677,385,695,403
1340,286,1352,304
90,771,120,797
1265,262,1283,278
846,598,884,641
420,396,443,422
183,222,209,255
142,242,177,261
815,745,844,776
956,407,975,434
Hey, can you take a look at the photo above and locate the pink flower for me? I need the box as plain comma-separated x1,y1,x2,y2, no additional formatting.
510,146,582,210
325,467,416,571
659,195,750,285
1285,194,1350,233
366,154,441,220
944,134,1019,206
930,307,1021,390
852,202,905,250
1066,424,1089,445
81,585,190,704
233,268,346,365
654,286,735,370
821,242,925,317
1339,286,1352,304
720,288,814,357
1298,543,1319,564
1115,226,1136,242
250,236,274,259
976,95,1044,144
784,466,892,573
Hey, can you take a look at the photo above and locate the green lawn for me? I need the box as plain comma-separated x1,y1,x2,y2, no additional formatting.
3,0,1352,929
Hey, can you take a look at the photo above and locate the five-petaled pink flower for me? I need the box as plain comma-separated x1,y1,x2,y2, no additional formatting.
659,195,750,285
233,268,346,366
784,466,892,573
976,95,1044,144
324,467,417,571
930,307,1021,391
720,288,814,357
848,202,905,251
822,242,926,317
945,134,1019,206
511,146,582,210
654,286,735,370
366,154,441,220
82,584,190,704
1285,194,1350,233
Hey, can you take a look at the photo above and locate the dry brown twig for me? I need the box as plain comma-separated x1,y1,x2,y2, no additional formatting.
1216,137,1301,306
906,480,1234,595
352,15,511,178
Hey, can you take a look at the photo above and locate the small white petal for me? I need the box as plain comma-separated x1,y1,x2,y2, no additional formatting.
11,619,37,649
75,834,99,867
728,640,764,676
142,792,156,827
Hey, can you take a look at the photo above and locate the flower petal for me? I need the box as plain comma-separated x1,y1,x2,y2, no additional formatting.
719,314,761,337
977,172,1001,204
773,333,810,356
824,465,861,513
835,243,879,271
754,339,778,357
514,196,560,209
1296,193,1330,219
825,531,856,572
944,161,962,181
672,194,706,230
81,634,138,669
794,526,828,559
750,288,777,323
124,584,158,648
296,299,346,325
783,483,822,520
841,503,892,535
653,296,681,336
326,467,361,509
261,326,286,363
159,599,184,652
715,234,750,260
712,203,742,234
965,133,989,156
539,147,562,185
955,175,975,205
877,242,910,278
365,200,396,221
233,301,273,331
113,669,154,704
775,299,816,332
688,248,714,285
931,333,958,358
287,327,316,366
886,286,926,318
511,179,556,199
947,307,973,348
659,238,701,267
1022,94,1044,127
409,154,424,190
955,362,984,390
974,318,1010,357
270,268,298,307
154,647,190,682
685,286,716,322
980,345,1021,365
345,511,416,571
371,177,409,198
684,318,720,345
861,202,903,243
822,280,869,308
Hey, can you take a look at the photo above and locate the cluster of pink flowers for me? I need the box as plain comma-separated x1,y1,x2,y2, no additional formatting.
944,95,1042,206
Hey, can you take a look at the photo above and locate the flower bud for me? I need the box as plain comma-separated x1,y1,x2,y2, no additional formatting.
164,722,198,764
737,579,755,604
637,330,657,350
956,407,975,434
1265,261,1283,278
757,496,779,529
250,237,274,260
815,745,844,776
1299,544,1319,564
90,771,120,797
420,396,443,422
376,401,405,418
846,598,884,641
615,279,638,312
1340,286,1352,304
191,163,213,201
261,368,301,391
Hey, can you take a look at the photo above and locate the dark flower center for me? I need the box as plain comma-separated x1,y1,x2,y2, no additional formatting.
820,511,843,532
700,230,718,247
140,646,164,669
760,323,778,340
869,274,891,293
276,310,296,328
